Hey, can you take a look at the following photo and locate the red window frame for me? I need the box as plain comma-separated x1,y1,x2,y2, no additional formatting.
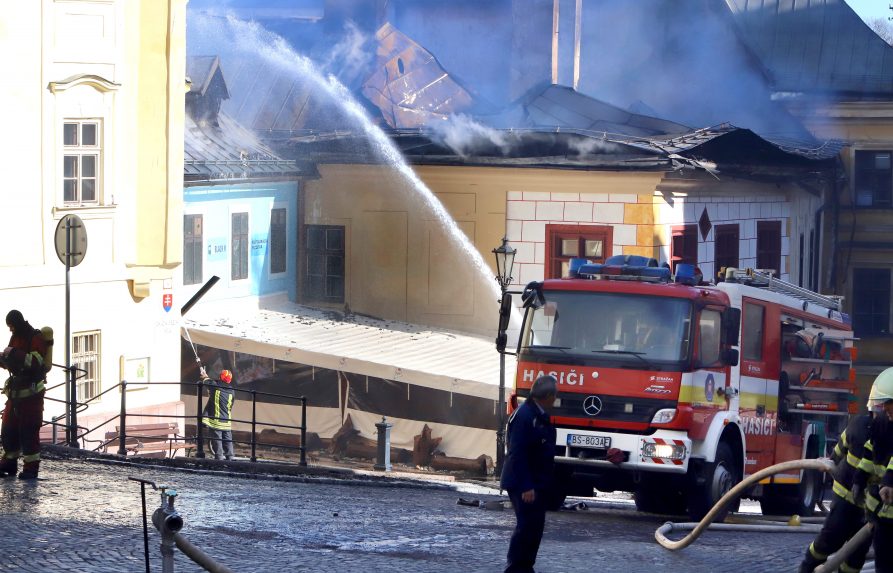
714,224,739,274
545,224,613,279
671,224,698,273
756,221,781,276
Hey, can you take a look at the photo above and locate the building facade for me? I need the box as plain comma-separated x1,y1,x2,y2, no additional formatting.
0,0,188,440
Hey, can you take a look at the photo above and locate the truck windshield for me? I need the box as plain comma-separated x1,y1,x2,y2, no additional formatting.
520,291,692,365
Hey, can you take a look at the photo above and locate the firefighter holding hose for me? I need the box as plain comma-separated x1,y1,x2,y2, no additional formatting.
854,368,893,573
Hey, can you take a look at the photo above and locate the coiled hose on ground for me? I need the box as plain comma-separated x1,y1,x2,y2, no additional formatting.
655,458,835,551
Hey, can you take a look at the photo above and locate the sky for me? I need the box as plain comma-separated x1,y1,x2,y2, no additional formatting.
845,0,892,25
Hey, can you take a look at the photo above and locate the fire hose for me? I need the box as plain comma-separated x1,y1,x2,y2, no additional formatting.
174,533,235,573
655,458,835,550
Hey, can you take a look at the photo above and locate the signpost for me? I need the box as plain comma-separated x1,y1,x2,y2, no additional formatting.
54,214,87,447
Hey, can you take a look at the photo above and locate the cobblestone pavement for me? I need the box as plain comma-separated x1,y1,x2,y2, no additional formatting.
0,457,816,572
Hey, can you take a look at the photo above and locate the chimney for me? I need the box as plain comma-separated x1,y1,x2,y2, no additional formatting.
551,0,582,89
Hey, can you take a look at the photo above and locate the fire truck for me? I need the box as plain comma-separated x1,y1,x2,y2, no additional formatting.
511,256,856,519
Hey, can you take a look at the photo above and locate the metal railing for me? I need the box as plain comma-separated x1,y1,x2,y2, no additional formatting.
39,379,309,467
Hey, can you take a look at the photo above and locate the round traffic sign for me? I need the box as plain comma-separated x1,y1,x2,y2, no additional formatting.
54,214,88,267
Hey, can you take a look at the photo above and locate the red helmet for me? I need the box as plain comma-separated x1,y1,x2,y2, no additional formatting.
219,369,233,384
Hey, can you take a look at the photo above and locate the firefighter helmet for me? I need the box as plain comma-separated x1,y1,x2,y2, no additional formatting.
867,367,893,410
219,369,233,384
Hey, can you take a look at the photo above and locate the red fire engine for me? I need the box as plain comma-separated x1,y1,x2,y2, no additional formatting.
511,256,855,519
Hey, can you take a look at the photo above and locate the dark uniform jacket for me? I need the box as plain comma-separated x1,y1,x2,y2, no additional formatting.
500,399,556,493
202,380,234,431
831,414,873,505
4,322,47,395
857,416,893,519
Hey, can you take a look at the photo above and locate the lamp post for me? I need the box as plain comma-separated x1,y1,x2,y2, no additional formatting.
492,237,516,478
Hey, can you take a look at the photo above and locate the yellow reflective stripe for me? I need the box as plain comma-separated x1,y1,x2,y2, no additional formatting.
858,456,875,474
29,351,44,367
1,452,20,461
841,562,861,573
22,453,40,463
832,480,857,504
808,542,827,560
847,452,861,468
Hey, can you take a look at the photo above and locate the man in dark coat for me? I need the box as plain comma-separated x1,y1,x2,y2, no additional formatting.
501,374,558,573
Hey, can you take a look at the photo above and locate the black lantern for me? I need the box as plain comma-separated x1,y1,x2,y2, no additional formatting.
492,237,516,290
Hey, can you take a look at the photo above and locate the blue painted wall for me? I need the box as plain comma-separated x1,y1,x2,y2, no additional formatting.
183,180,299,302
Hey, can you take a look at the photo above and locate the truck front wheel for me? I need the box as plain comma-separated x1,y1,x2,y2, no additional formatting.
687,442,739,521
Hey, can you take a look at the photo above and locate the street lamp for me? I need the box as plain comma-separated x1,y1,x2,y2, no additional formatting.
492,237,516,477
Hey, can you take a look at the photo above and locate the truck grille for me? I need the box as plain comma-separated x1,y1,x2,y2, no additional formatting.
519,389,675,425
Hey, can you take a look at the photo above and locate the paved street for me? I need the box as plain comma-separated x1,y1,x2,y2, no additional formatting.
0,457,816,572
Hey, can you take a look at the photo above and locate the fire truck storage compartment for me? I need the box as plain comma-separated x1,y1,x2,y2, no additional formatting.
777,324,856,441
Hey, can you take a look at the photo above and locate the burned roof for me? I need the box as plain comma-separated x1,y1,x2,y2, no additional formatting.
185,111,302,183
726,0,893,97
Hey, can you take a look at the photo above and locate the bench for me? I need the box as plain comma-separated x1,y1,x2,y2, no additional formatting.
39,423,67,445
104,423,183,458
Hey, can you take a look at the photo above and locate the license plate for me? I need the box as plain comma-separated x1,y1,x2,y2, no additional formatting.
567,434,611,449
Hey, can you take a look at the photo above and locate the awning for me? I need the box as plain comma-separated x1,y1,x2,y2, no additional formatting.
182,296,512,400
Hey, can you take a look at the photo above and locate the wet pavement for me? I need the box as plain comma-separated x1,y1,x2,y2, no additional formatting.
0,456,816,572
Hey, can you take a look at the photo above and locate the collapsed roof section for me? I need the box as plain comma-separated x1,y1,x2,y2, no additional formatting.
361,22,484,128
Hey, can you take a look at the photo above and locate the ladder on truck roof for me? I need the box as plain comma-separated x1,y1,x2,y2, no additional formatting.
722,268,843,312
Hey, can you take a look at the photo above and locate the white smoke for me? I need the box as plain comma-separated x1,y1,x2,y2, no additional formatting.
428,114,513,157
568,137,621,157
321,21,374,82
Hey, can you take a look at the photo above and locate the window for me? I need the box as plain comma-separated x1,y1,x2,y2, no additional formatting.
546,224,612,279
855,150,892,208
63,120,101,205
853,268,890,336
184,214,203,286
756,221,781,276
72,331,101,401
714,224,739,274
698,309,722,366
742,303,764,361
671,224,698,273
270,208,287,275
231,212,249,281
304,225,344,303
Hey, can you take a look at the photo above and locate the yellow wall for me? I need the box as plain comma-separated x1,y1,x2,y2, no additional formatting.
133,0,186,274
304,165,665,334
799,102,893,388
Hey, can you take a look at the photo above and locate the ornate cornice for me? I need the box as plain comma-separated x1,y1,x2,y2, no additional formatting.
48,74,121,94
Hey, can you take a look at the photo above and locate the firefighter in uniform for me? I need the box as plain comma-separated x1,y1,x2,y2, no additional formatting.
0,310,49,480
855,368,893,573
501,374,557,573
798,400,875,572
202,369,235,460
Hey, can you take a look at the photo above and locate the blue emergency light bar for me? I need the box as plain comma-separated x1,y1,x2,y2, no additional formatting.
571,254,670,282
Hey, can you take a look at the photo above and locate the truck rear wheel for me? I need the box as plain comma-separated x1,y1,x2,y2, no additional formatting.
687,442,739,521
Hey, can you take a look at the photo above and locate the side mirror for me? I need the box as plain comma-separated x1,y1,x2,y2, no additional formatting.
521,281,545,309
498,294,513,333
723,347,739,367
723,307,741,346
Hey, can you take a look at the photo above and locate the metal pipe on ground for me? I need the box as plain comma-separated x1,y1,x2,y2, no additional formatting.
655,458,835,551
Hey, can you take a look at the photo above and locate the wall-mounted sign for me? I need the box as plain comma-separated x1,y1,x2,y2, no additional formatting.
207,238,227,262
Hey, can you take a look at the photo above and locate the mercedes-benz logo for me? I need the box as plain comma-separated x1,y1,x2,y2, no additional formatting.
582,395,603,416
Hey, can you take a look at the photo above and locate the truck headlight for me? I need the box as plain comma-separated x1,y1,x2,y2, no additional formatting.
650,408,676,424
641,441,686,460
